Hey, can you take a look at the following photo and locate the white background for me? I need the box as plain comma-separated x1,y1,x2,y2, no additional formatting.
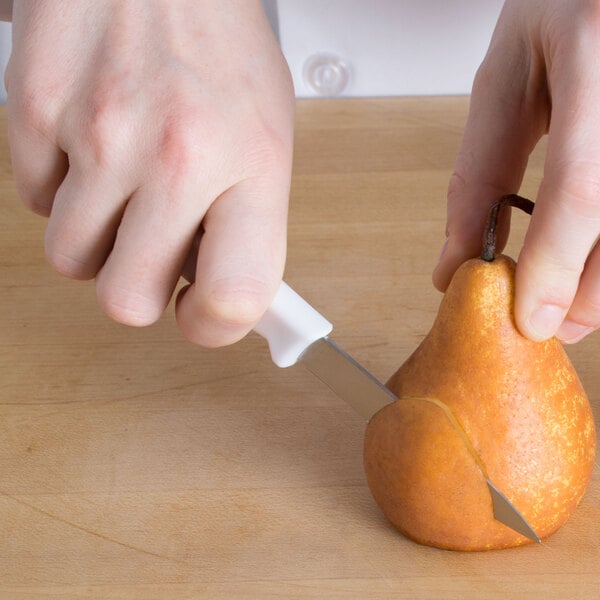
279,0,503,97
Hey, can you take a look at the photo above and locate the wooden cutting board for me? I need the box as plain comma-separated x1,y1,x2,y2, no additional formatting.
1,98,598,599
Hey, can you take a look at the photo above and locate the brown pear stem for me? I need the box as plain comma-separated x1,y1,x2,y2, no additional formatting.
481,194,535,262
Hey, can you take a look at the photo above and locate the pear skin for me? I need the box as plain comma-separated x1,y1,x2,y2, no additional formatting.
364,255,596,551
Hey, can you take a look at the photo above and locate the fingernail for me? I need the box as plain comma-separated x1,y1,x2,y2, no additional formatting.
526,305,566,341
556,320,594,344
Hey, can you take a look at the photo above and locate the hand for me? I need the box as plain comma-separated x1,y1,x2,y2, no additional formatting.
433,0,600,344
6,0,295,347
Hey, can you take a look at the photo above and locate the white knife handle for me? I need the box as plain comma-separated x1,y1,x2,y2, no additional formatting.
253,281,333,368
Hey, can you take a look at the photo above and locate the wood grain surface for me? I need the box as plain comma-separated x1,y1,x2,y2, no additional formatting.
1,98,598,599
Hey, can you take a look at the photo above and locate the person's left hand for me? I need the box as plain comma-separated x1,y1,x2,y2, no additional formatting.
433,0,600,345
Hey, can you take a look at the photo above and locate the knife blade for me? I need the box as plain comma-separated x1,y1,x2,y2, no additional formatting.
299,336,396,420
254,281,540,544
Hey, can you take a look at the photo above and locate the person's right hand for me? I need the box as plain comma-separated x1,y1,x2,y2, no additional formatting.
6,0,295,347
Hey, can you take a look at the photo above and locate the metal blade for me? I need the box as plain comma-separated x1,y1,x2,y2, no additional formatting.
486,479,541,544
299,337,396,420
299,336,541,543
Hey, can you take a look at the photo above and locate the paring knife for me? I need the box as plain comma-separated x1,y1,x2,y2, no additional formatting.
253,281,541,544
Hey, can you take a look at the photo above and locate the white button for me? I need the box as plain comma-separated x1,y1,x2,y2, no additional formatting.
302,53,350,97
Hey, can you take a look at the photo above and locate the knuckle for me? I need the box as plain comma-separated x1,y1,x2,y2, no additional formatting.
176,277,274,349
574,296,600,326
44,227,98,280
544,160,600,221
239,124,292,177
446,170,467,202
16,183,53,216
569,286,600,328
75,76,144,169
525,244,583,276
153,94,293,186
517,249,581,308
155,109,205,179
526,261,582,297
472,60,494,94
96,281,163,327
44,246,96,281
11,80,57,138
80,97,127,168
204,277,272,328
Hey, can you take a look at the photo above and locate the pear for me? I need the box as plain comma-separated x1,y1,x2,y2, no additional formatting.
364,196,596,551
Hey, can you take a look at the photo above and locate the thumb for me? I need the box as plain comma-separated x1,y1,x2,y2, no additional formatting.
176,177,288,347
